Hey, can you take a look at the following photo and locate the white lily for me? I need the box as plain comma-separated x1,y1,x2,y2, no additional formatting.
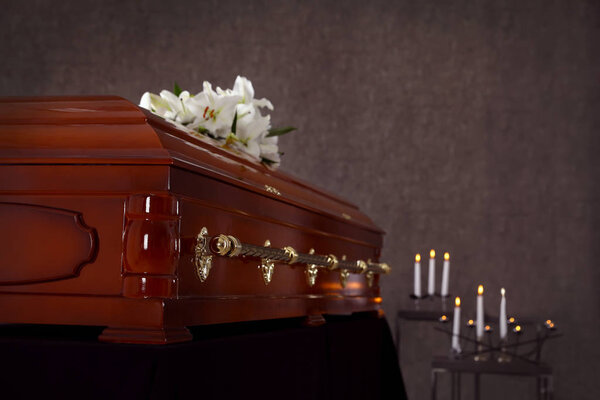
232,112,272,160
230,76,277,160
140,77,286,169
139,90,196,125
187,81,241,138
259,135,281,165
235,104,268,138
230,76,274,110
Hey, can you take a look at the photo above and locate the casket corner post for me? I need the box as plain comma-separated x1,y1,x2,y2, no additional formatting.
99,193,192,345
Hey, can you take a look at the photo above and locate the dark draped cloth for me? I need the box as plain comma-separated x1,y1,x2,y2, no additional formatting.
0,313,407,400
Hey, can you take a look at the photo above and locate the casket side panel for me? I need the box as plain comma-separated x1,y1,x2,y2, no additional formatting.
170,166,383,325
0,164,171,296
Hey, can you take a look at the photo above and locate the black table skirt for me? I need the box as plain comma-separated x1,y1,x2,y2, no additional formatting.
0,312,407,400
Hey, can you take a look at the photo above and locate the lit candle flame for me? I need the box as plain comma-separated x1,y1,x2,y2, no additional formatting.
485,325,491,331
514,325,521,332
546,319,552,325
509,317,515,323
415,253,421,262
430,249,436,259
501,288,505,296
455,296,461,307
440,315,447,321
468,319,474,325
478,284,484,295
444,252,450,261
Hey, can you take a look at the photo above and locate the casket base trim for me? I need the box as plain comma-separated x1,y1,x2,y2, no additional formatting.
0,292,382,344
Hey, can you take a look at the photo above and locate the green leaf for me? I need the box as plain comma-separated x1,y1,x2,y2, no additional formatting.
197,126,209,134
173,82,183,97
266,126,296,137
231,110,238,134
261,157,277,166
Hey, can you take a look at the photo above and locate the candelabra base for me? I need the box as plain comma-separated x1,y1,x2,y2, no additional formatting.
497,341,512,363
473,344,489,362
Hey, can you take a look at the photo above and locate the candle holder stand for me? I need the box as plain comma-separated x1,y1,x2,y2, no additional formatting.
435,319,561,366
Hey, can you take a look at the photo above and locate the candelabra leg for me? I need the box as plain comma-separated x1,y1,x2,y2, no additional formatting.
538,375,549,400
451,372,456,400
451,372,461,400
431,369,438,400
538,374,553,400
547,375,553,400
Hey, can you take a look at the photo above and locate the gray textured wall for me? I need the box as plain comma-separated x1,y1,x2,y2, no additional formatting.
1,1,598,399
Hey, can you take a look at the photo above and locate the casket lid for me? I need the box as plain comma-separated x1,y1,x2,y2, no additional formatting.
0,96,383,233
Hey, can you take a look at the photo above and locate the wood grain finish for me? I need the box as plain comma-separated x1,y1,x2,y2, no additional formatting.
0,96,387,344
0,203,97,285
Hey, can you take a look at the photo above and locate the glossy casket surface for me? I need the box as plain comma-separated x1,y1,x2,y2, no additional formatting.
0,96,386,343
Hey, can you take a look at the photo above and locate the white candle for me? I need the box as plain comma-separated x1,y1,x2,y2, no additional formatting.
476,284,484,339
499,288,507,339
428,249,436,296
441,252,450,296
452,296,461,352
414,254,422,297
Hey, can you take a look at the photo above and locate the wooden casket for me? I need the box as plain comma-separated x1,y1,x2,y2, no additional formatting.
0,96,390,344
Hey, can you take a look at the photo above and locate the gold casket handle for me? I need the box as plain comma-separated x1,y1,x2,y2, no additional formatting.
194,227,390,286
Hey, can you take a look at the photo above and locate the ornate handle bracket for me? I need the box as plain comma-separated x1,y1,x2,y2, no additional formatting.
259,240,275,286
305,248,318,287
194,227,213,282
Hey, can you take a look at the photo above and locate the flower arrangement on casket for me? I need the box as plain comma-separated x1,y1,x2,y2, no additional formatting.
140,76,294,168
